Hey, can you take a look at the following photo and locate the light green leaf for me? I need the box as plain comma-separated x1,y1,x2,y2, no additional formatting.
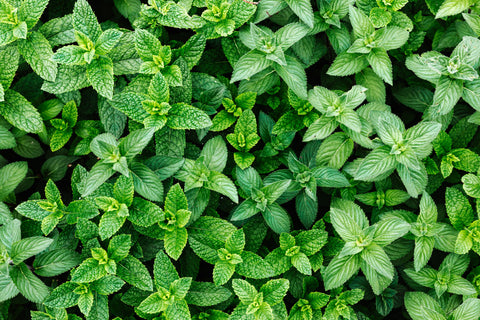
73,0,102,42
272,55,307,100
373,217,411,246
303,116,337,141
71,258,107,283
10,263,50,303
205,171,238,203
33,249,82,277
0,90,43,133
262,203,291,234
397,160,428,198
186,281,232,306
117,255,153,291
404,292,446,320
165,228,188,261
167,103,212,130
327,52,369,77
199,136,228,173
43,282,79,308
87,56,114,99
323,254,361,291
18,31,57,82
349,5,374,38
41,65,89,94
452,298,480,320
367,48,393,85
129,161,164,202
231,50,271,82
445,187,474,230
153,250,179,290
232,279,257,303
436,0,471,19
354,146,396,181
10,236,53,265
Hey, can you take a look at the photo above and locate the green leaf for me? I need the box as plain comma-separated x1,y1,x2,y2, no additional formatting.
0,161,28,201
108,234,131,262
41,65,89,94
44,282,79,308
373,217,411,246
33,249,82,277
404,292,446,320
10,263,50,303
455,230,473,254
91,275,124,295
117,255,153,291
350,5,374,38
10,236,53,265
71,258,107,283
445,187,474,230
120,128,154,160
462,173,480,198
303,116,337,141
77,161,115,197
283,0,313,27
73,0,102,42
130,161,164,202
262,203,291,234
314,133,353,169
361,244,394,279
367,48,393,85
200,136,228,173
114,0,141,22
234,152,255,169
153,250,179,290
273,56,307,99
323,254,361,291
261,278,289,306
274,23,311,51
231,50,271,82
167,103,212,130
18,31,57,82
354,146,396,181
327,52,369,77
0,90,44,133
432,76,463,115
232,279,257,303
205,171,238,203
448,275,476,296
370,7,392,28
87,292,108,320
436,0,471,19
452,298,480,320
165,227,188,260
186,281,232,306
296,191,317,228
356,68,386,103
96,29,123,55
213,261,235,286
87,56,114,99
291,252,312,275
236,251,275,279
397,160,428,198
137,292,165,314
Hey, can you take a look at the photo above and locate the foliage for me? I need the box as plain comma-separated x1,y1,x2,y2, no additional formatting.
2,0,480,319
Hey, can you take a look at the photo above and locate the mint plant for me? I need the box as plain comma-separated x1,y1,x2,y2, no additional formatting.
322,199,410,294
2,0,480,319
354,112,442,197
232,166,291,233
404,253,476,298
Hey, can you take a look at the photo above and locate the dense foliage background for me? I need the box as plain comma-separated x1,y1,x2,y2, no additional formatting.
2,0,480,319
